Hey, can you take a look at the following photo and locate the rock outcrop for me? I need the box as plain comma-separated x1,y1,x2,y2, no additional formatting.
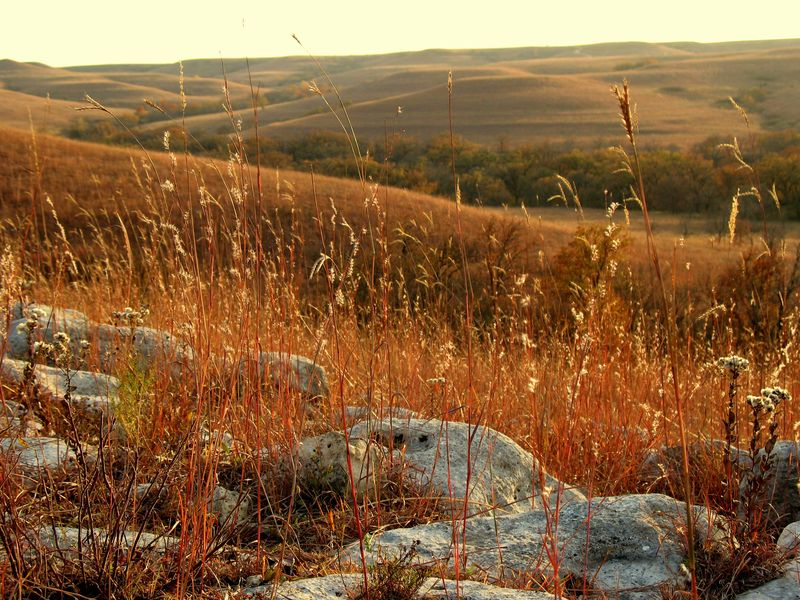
340,493,722,600
242,573,556,599
3,302,194,375
350,417,584,515
642,439,800,528
0,436,80,476
295,431,387,501
239,351,329,399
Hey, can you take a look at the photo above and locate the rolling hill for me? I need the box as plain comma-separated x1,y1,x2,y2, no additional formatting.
1,39,798,148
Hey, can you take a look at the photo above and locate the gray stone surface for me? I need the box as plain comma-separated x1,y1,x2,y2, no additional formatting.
640,439,751,486
740,441,800,528
737,577,800,599
349,417,584,516
340,493,720,600
261,351,329,398
1,357,120,399
780,521,800,554
243,574,555,599
38,525,177,555
93,324,195,374
296,432,386,501
211,485,251,528
0,436,77,473
9,302,88,323
343,405,417,427
737,559,800,598
5,304,92,359
642,439,800,528
3,302,194,376
0,399,43,435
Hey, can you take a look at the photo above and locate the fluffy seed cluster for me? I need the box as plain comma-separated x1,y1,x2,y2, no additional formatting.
112,306,150,326
746,387,791,414
762,386,791,405
717,355,749,376
33,331,72,367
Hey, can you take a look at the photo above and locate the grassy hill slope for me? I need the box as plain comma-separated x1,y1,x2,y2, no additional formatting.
1,39,797,146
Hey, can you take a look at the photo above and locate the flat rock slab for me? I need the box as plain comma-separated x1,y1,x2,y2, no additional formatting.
737,559,800,598
4,303,194,375
92,324,195,374
38,526,178,556
349,417,584,515
1,357,120,400
295,432,387,501
742,441,800,528
0,437,77,473
642,440,800,528
244,574,555,599
0,399,43,435
780,521,800,553
240,351,329,399
340,493,719,600
5,304,92,359
342,405,417,427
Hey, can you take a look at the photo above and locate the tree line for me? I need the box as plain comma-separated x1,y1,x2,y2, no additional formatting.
64,119,800,218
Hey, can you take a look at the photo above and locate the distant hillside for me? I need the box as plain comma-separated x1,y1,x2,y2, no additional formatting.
0,126,559,262
1,39,799,148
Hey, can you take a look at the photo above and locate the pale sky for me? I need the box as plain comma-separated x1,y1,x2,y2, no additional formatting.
2,0,798,67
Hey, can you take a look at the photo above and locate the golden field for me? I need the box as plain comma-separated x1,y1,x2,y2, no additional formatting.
1,60,800,597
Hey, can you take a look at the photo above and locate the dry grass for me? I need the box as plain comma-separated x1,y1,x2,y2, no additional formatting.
1,73,799,598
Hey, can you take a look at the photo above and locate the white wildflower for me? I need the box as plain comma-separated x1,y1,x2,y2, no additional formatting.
717,355,749,375
762,387,791,406
52,331,70,345
746,395,764,412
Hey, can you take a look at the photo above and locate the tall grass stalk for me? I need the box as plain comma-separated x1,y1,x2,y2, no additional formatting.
612,80,697,596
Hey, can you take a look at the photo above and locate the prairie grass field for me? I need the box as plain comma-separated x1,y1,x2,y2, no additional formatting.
1,67,799,599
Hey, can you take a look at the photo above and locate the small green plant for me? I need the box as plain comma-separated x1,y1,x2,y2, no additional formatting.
114,361,156,443
110,305,155,441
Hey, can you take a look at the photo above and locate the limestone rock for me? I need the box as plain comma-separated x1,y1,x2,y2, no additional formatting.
135,482,169,506
737,559,800,598
9,302,88,324
739,441,800,528
735,521,800,599
641,439,800,528
3,301,194,376
640,439,751,488
93,324,194,374
341,493,722,600
258,351,329,399
1,357,120,400
779,521,800,554
199,426,235,452
419,579,556,599
0,437,78,473
210,485,251,528
350,417,584,515
5,304,91,360
38,525,177,555
343,405,417,427
0,399,43,435
243,574,555,599
296,432,386,501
